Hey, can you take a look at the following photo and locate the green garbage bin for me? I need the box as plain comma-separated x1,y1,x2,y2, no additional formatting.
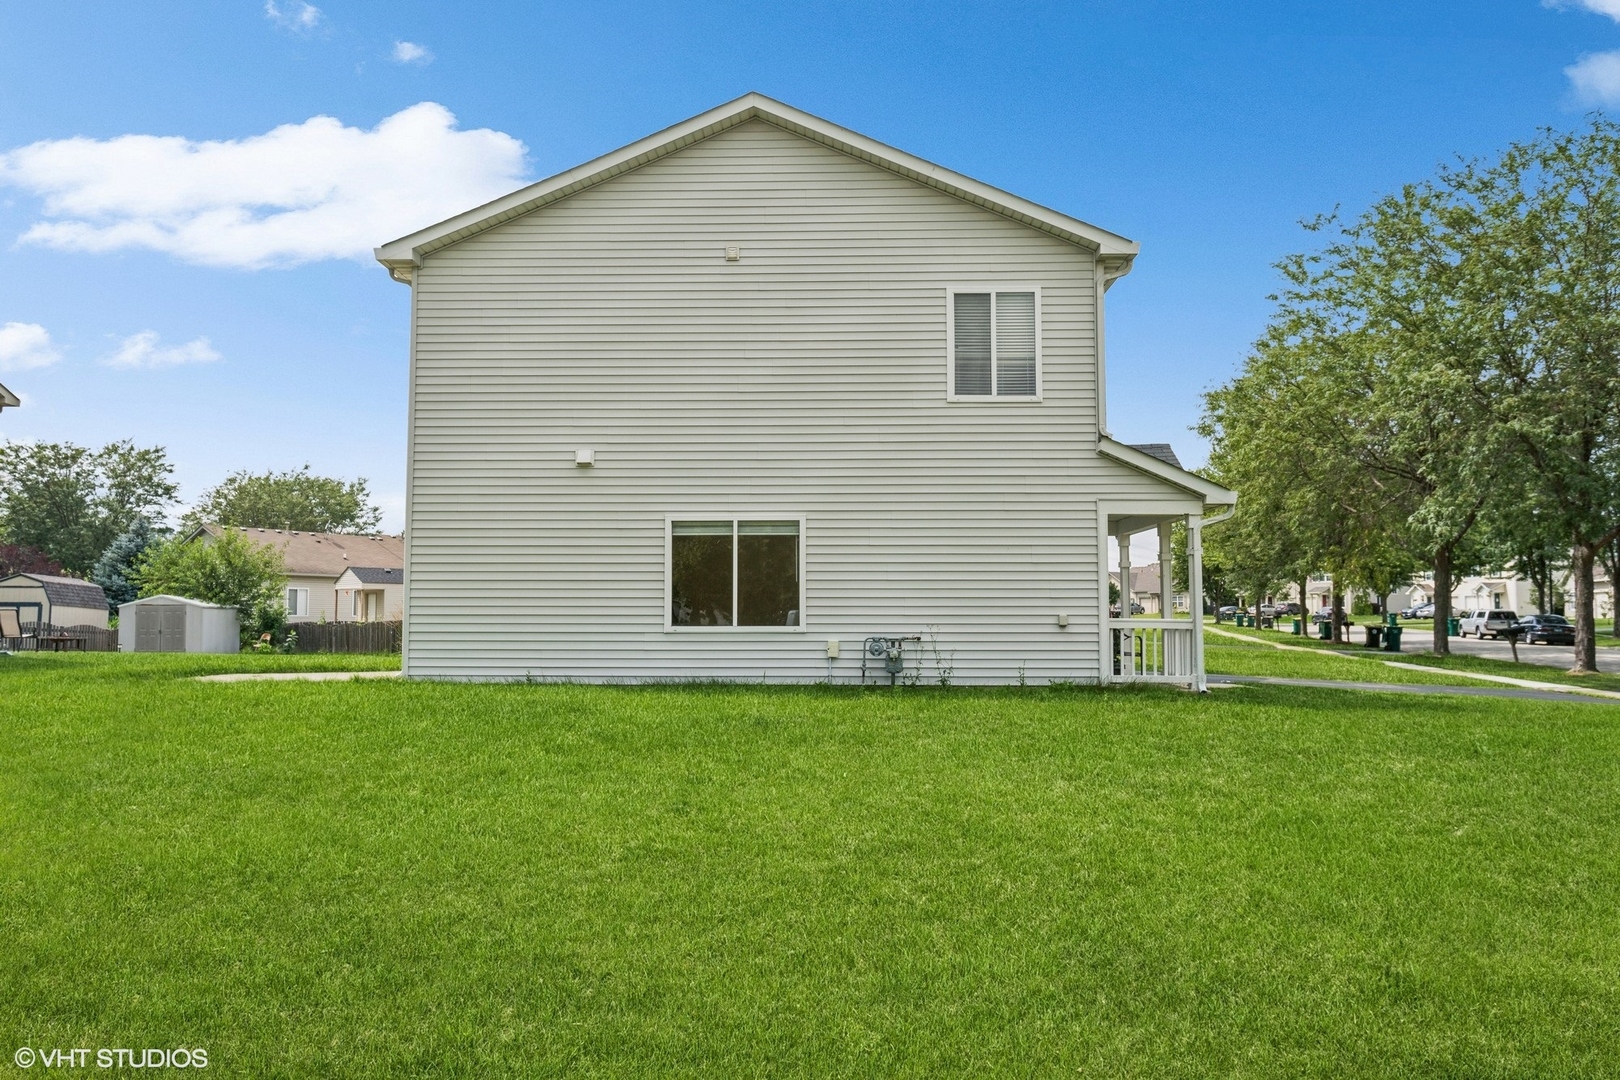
1318,619,1332,640
1236,613,1247,627
1385,613,1399,628
1384,625,1403,652
1446,617,1460,636
1292,618,1303,636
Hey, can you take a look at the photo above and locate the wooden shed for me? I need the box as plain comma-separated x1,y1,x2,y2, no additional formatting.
0,573,109,629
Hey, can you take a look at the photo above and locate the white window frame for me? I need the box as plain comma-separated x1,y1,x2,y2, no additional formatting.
286,587,309,617
664,514,807,632
945,285,1043,403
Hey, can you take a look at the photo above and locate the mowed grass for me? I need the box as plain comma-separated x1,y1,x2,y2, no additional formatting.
3,655,1619,1077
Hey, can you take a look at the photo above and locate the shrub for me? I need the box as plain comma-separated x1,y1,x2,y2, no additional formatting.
135,529,288,647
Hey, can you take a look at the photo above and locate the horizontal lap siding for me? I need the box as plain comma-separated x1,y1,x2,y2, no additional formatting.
408,120,1174,682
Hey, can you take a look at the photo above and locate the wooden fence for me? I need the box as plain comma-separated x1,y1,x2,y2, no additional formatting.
288,620,402,654
1,622,118,653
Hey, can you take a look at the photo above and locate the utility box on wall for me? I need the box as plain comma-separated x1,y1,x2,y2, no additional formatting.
118,595,240,654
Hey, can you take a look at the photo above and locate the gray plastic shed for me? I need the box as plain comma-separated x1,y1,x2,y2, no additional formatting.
118,596,240,653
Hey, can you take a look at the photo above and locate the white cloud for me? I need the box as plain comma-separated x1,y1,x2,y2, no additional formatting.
0,322,62,371
264,1,321,31
104,331,221,369
1547,0,1620,20
393,41,432,64
1566,49,1620,103
0,103,529,269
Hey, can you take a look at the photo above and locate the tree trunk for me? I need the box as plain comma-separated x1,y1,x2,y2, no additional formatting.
1433,546,1453,657
1571,541,1598,674
1331,590,1346,645
1299,576,1309,635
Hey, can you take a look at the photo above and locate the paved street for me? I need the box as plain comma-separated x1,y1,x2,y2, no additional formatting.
1405,632,1618,672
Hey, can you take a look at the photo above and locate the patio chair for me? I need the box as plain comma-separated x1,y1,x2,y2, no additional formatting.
0,608,34,652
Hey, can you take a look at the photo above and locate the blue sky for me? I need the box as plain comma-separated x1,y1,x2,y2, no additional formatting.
2,1,1617,531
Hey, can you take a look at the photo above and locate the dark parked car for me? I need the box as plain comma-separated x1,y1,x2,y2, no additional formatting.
1515,614,1575,645
1216,605,1240,620
1274,602,1302,616
1399,602,1436,620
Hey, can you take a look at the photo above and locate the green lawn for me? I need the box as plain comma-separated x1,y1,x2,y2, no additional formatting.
4,654,1619,1077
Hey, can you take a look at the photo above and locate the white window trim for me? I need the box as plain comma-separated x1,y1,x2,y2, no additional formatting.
664,514,807,633
945,285,1043,403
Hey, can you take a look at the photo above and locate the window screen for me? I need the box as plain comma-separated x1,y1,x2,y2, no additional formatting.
671,519,801,628
952,290,1037,398
671,521,733,627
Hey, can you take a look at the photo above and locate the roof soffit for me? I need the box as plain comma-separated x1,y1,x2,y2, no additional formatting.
375,93,1138,272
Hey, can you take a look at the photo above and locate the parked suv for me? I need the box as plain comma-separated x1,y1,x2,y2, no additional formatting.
1515,614,1575,646
1458,609,1517,639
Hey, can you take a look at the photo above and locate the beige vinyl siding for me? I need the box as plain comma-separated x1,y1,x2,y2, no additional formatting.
406,118,1188,683
284,575,337,623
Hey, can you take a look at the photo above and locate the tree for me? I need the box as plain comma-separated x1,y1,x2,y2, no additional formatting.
0,543,62,577
136,529,287,646
181,466,381,534
0,440,176,575
91,517,168,611
1451,122,1620,673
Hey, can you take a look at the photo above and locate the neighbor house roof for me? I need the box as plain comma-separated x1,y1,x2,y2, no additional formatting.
339,566,403,585
0,382,17,410
0,573,107,610
376,92,1139,283
187,525,404,579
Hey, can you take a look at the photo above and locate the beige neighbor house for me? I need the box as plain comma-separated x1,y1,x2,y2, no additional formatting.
187,525,404,624
334,566,404,623
0,381,18,410
0,573,109,629
374,93,1236,686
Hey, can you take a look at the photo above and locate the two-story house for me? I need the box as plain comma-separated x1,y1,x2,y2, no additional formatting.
375,94,1234,685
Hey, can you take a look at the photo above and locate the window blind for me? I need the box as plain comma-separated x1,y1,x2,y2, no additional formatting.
953,292,992,396
995,291,1036,396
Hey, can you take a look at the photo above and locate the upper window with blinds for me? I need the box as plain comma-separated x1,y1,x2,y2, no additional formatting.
948,288,1041,400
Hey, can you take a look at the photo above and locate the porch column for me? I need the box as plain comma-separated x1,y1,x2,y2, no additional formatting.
1117,530,1132,615
1188,513,1206,691
1157,520,1173,616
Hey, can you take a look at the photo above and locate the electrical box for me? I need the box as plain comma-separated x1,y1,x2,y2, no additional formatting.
825,639,840,659
1057,613,1069,628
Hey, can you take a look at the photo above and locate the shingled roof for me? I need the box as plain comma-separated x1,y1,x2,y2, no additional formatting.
1125,443,1183,469
1,573,108,610
343,566,403,585
190,525,404,579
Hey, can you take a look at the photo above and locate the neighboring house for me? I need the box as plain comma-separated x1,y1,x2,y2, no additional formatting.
0,381,18,411
1110,564,1189,615
334,567,404,622
1390,572,1543,616
186,525,404,623
0,573,109,628
374,93,1236,685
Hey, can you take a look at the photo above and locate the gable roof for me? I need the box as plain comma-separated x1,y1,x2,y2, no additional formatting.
0,573,107,610
1126,443,1183,469
338,566,403,586
1097,438,1238,508
188,525,404,579
0,381,17,410
375,92,1138,283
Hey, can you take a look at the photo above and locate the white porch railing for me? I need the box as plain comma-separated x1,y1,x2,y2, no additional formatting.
1109,619,1199,684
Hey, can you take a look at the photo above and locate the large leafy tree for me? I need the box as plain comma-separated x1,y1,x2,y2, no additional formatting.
0,440,176,575
181,466,381,534
136,529,287,646
0,543,62,577
1450,122,1620,672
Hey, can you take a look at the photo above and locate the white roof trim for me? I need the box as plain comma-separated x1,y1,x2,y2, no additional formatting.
1097,437,1238,507
375,92,1138,279
0,381,18,410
